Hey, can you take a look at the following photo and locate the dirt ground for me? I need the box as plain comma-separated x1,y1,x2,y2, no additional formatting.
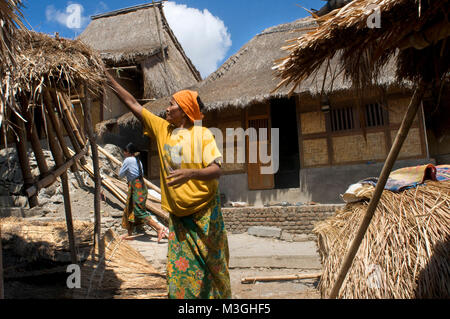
5,174,322,299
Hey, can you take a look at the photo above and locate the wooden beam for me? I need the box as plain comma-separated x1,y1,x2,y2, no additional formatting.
328,80,428,299
44,107,78,265
82,87,102,252
241,272,321,284
19,95,50,178
25,146,88,198
11,113,39,208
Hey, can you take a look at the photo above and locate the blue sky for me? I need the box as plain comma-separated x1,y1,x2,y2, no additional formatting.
21,1,323,78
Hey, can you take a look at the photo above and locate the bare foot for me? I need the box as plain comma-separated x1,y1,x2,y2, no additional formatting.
157,227,169,243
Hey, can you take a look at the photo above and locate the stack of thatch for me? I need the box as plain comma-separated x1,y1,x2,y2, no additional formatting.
0,217,94,263
314,180,450,298
73,230,167,299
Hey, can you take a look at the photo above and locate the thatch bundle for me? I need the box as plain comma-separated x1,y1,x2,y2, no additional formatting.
314,180,450,298
275,0,449,93
0,217,93,262
73,230,167,299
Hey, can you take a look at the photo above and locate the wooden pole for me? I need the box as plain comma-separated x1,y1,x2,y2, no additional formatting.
48,89,87,166
97,144,162,194
328,80,428,299
56,90,86,149
241,272,322,284
19,94,49,178
25,146,88,198
82,87,102,251
11,113,39,208
42,90,78,172
0,223,4,299
61,92,86,142
44,107,78,264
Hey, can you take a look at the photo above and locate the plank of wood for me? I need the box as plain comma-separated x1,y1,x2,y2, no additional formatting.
241,272,322,284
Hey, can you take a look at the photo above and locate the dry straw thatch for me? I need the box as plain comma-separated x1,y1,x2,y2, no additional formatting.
314,180,450,298
73,230,166,299
275,0,450,94
0,217,94,262
0,0,24,65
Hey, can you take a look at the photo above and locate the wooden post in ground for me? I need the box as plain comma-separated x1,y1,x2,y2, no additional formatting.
48,89,87,166
44,106,78,264
42,89,77,172
11,113,39,208
328,80,428,299
0,224,4,299
19,94,50,178
82,87,102,251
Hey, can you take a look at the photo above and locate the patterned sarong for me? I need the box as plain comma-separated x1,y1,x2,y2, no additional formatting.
122,178,150,231
167,192,231,299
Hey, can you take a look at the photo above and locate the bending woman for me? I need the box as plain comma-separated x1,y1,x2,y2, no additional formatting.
106,71,231,299
119,142,168,243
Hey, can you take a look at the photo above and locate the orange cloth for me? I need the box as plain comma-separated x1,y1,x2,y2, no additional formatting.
173,90,204,122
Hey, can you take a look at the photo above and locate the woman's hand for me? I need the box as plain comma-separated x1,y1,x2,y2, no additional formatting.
166,169,195,188
166,163,221,188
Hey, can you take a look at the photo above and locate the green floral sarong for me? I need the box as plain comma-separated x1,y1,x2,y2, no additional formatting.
167,192,231,299
122,178,150,230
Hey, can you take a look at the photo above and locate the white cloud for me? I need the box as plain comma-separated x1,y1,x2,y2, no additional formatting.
46,3,89,30
163,2,232,79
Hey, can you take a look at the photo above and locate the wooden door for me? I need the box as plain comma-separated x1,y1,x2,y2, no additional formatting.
247,117,274,190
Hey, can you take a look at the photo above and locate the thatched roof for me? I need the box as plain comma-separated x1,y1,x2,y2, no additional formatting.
13,31,106,98
140,16,403,118
78,2,200,79
274,0,450,94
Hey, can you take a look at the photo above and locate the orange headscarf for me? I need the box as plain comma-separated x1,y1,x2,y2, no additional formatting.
172,90,204,122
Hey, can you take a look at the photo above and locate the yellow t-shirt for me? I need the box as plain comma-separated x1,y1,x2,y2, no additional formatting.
141,108,222,217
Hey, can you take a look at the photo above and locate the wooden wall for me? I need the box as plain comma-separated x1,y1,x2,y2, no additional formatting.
298,93,427,168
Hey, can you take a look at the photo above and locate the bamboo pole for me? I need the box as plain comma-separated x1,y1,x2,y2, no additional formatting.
69,147,169,221
44,107,78,264
42,90,77,172
25,146,88,198
82,87,102,252
241,272,322,284
61,91,86,142
48,89,87,166
328,80,428,299
11,113,39,208
56,90,86,149
0,223,4,299
19,94,49,178
111,177,161,203
97,144,162,194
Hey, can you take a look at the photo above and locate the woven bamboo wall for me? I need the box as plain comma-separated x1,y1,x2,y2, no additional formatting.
302,138,329,166
391,127,422,158
300,111,326,134
388,97,419,125
332,132,387,163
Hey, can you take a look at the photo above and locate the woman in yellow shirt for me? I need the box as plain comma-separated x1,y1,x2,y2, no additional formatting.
106,72,231,299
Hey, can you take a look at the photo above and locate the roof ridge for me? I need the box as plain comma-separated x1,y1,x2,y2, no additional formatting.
91,1,166,20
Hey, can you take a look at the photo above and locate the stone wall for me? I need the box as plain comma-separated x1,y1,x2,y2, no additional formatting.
222,204,343,235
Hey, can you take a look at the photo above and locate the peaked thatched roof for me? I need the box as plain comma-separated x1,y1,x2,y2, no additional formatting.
78,2,200,80
274,0,450,94
140,16,402,118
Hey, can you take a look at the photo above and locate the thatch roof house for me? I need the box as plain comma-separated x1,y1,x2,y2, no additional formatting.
78,2,201,121
100,15,437,206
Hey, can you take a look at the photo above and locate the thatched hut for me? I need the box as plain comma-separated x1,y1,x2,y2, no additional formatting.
273,0,449,298
78,1,201,123
101,16,433,206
